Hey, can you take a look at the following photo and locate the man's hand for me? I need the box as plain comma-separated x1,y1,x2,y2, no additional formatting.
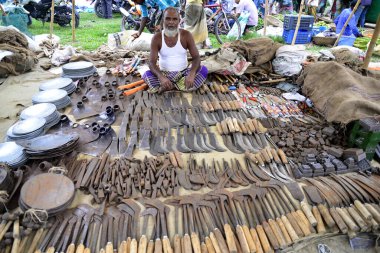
185,73,195,90
159,75,172,91
131,31,142,40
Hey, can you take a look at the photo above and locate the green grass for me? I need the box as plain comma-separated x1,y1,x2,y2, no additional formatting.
28,12,123,51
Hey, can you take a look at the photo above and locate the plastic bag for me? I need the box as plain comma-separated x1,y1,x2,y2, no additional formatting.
227,11,249,38
108,30,153,51
272,45,309,76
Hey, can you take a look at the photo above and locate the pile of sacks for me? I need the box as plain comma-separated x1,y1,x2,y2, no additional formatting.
0,26,38,77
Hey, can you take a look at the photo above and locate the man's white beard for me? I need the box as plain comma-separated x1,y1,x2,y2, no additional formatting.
164,26,179,37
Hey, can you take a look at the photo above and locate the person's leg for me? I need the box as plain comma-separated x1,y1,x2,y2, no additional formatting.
243,25,254,35
142,70,180,93
354,5,364,26
359,6,369,27
310,6,317,19
174,66,208,91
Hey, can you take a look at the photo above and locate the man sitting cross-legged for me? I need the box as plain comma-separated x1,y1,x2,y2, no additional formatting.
142,7,208,93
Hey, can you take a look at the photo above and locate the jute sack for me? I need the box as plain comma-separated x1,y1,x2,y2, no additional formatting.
298,62,380,124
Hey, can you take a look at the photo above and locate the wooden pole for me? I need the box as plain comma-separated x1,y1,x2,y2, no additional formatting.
49,0,55,40
72,0,76,42
363,15,380,69
291,0,305,45
332,0,361,47
263,0,269,35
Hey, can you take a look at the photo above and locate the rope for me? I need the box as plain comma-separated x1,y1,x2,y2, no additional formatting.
48,167,68,175
23,209,48,224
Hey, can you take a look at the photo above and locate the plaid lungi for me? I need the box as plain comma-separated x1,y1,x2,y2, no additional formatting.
142,66,208,93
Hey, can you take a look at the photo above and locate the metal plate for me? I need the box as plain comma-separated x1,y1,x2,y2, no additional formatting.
39,78,73,90
20,173,74,211
32,89,68,103
62,61,93,70
12,118,46,135
20,133,79,151
20,103,57,120
0,142,24,162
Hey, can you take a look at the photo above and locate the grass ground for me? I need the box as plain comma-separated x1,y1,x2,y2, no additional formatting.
28,12,123,50
27,12,380,63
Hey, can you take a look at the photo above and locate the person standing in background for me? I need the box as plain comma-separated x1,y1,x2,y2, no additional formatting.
234,0,258,34
306,0,318,19
254,0,265,15
101,0,113,18
355,0,371,27
0,0,6,16
184,0,209,48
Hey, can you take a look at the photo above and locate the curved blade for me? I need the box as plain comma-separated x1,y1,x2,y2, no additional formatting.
176,127,192,153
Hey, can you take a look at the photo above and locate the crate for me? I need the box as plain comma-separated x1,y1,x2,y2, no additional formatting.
283,15,314,31
282,29,313,44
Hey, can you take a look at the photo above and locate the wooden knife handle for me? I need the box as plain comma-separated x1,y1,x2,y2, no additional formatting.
183,234,192,253
294,210,311,236
255,225,273,253
99,249,105,253
336,208,359,232
105,242,113,253
285,213,304,238
277,149,288,164
260,150,271,164
213,228,229,253
370,218,379,231
249,228,264,253
242,225,256,253
234,234,243,253
262,221,279,250
270,149,281,164
365,203,380,223
280,216,299,242
275,218,292,246
216,123,223,135
209,232,222,253
75,244,85,253
224,223,238,253
312,206,326,234
235,225,250,253
46,247,55,253
317,204,335,228
174,235,182,253
138,235,148,253
201,243,208,253
255,153,265,167
83,248,90,253
127,238,132,253
354,200,372,221
268,220,286,249
246,119,256,133
205,236,216,253
154,239,163,253
131,239,138,253
190,232,201,253
347,207,368,232
147,240,154,253
300,202,317,227
163,236,173,253
120,241,128,253
66,244,75,253
329,208,348,234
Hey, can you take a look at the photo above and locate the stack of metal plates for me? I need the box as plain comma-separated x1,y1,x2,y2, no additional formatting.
7,118,46,141
18,133,79,159
39,77,76,95
32,89,71,110
62,61,96,79
19,173,75,215
20,103,61,129
0,142,28,168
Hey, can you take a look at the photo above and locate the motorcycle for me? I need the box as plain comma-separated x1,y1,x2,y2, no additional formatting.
91,0,131,18
23,0,79,27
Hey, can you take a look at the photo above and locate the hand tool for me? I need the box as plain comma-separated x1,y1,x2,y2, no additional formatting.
256,188,287,249
140,208,158,253
176,127,192,153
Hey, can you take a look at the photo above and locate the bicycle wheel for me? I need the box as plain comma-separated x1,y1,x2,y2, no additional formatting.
214,13,241,44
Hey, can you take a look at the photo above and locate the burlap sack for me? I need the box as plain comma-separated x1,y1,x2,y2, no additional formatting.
228,37,281,66
0,44,37,77
298,62,380,124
